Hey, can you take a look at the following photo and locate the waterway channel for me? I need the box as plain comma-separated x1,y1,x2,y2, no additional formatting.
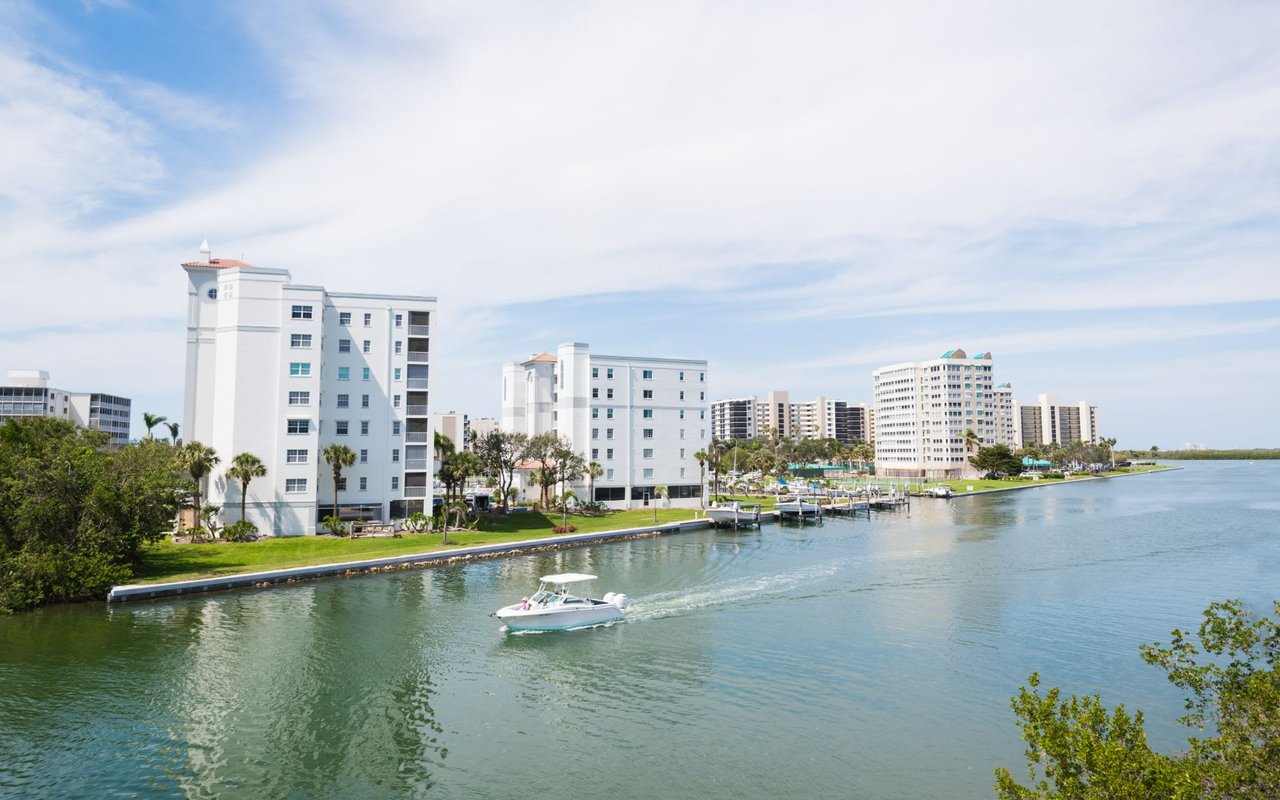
1,461,1276,799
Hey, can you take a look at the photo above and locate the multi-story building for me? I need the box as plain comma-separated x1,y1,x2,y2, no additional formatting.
711,393,872,444
182,244,435,535
992,384,1017,449
1014,394,1099,447
0,369,131,444
501,342,709,508
432,412,468,451
468,417,499,449
872,348,1000,478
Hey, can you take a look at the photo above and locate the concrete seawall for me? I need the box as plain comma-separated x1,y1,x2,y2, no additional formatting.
107,519,714,604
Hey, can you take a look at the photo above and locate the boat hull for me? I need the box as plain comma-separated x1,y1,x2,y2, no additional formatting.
495,601,625,632
707,504,760,526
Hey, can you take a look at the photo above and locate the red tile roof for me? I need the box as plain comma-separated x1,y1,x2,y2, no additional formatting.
525,352,557,364
180,258,255,268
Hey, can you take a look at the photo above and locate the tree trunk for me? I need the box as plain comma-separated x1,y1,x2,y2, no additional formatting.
240,480,248,524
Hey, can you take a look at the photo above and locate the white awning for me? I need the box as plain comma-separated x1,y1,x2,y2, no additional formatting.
539,573,598,584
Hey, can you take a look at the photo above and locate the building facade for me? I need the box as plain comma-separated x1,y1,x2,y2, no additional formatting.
1014,394,1099,447
432,412,468,452
991,384,1017,449
0,369,131,444
468,417,499,449
502,343,709,508
183,246,435,535
872,348,1000,478
710,393,872,444
710,397,758,441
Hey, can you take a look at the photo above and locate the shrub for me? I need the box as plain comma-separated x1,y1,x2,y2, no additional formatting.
223,520,259,542
321,515,347,536
1043,472,1065,480
553,525,578,534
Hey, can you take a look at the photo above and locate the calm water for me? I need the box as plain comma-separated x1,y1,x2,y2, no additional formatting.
2,462,1277,799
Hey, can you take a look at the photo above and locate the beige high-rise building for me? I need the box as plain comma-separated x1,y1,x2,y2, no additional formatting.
1014,394,1099,447
711,393,872,444
872,348,1000,479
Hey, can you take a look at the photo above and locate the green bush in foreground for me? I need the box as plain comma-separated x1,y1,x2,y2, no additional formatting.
0,418,189,613
996,599,1279,799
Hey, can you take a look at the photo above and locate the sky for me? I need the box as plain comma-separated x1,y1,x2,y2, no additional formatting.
1,0,1277,449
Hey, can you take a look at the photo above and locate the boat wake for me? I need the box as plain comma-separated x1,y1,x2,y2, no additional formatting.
625,559,854,623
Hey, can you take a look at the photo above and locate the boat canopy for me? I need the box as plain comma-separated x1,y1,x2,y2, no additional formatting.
539,573,598,584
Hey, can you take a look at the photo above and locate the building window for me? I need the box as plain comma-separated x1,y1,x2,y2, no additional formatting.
362,368,371,381
289,362,311,377
394,368,402,381
679,391,685,401
335,421,349,435
207,287,218,300
643,389,653,399
606,368,614,379
359,476,368,491
606,388,614,400
700,392,705,401
362,394,370,408
337,393,349,408
291,305,312,319
592,449,599,460
286,449,308,464
361,421,370,435
392,449,400,463
592,428,599,439
680,467,686,478
643,468,654,479
700,410,705,419
606,408,614,419
393,395,401,408
358,340,368,354
592,408,599,419
395,341,403,354
679,429,685,439
643,428,654,439
338,339,351,353
680,448,685,458
391,476,399,490
679,371,685,381
290,334,312,348
606,468,614,480
679,410,685,419
287,419,310,434
606,448,614,460
285,478,307,493
642,369,653,379
392,421,401,435
337,477,347,491
643,409,653,419
363,313,372,327
592,367,598,378
606,428,614,440
337,366,350,381
643,448,653,459
360,449,368,463
699,372,705,382
288,391,310,406
339,312,351,325
592,388,599,399
394,314,403,328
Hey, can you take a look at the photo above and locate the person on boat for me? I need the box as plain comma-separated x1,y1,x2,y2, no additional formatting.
519,597,531,610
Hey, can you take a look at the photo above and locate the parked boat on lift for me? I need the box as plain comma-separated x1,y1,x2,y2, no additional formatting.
707,501,762,527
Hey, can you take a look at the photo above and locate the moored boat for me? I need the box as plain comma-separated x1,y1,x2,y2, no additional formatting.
776,497,823,518
493,573,628,632
707,501,762,527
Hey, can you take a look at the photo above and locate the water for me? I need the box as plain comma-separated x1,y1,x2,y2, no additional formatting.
1,462,1277,799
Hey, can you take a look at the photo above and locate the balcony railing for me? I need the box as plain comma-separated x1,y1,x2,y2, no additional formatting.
405,432,430,443
404,459,429,470
403,486,428,497
407,352,430,363
408,325,430,337
406,379,429,390
406,404,429,416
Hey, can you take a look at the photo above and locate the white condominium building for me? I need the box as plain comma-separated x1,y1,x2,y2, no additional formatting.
1015,394,1099,447
0,369,132,445
992,384,1017,449
873,348,1000,478
183,243,435,535
501,343,709,508
710,397,759,441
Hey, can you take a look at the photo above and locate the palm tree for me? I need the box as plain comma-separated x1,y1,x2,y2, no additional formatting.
166,421,180,446
693,449,709,508
587,461,604,505
225,452,267,524
322,444,357,528
180,441,219,535
143,412,167,441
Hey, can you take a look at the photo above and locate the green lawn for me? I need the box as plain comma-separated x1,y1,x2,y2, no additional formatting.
929,464,1173,494
135,507,703,584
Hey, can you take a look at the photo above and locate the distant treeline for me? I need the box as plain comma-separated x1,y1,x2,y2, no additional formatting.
1148,449,1280,460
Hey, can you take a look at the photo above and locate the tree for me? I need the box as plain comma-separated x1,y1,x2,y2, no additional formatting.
1150,445,1161,460
995,599,1280,799
180,441,220,532
971,444,1021,477
586,460,604,505
693,449,709,507
474,430,527,510
142,412,167,441
225,452,267,525
522,431,561,507
434,431,456,460
439,451,482,502
321,444,357,529
165,422,180,446
550,442,586,501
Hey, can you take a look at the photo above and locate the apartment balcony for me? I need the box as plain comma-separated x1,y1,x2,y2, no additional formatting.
403,486,428,497
407,351,430,363
406,378,429,390
404,459,429,471
408,325,430,337
405,431,430,443
406,404,429,416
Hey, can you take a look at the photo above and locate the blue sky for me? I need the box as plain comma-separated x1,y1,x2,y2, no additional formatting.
1,1,1277,449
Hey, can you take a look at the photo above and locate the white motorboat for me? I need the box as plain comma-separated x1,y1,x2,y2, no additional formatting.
493,573,628,632
925,485,953,498
707,501,762,527
776,497,823,518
